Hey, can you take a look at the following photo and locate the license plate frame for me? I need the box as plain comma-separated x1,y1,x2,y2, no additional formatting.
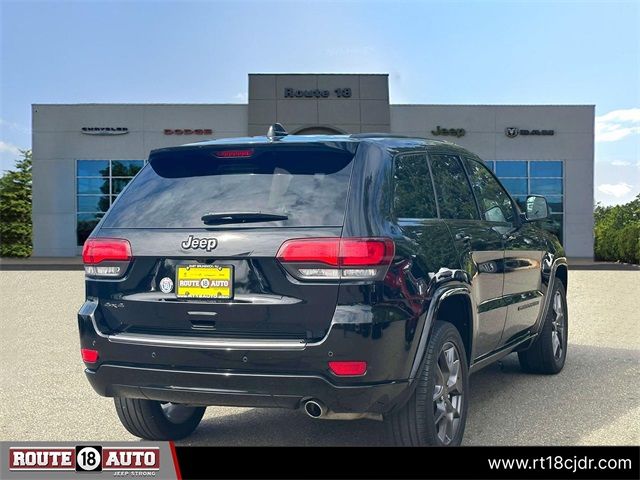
175,264,234,299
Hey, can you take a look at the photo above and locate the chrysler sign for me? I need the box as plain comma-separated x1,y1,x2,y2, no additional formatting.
81,127,128,135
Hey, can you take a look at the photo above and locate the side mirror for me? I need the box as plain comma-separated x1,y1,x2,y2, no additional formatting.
524,195,550,221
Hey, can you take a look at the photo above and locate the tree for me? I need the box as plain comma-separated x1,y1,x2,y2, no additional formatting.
0,149,32,257
594,194,640,264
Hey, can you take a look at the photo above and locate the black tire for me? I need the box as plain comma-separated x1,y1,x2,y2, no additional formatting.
114,397,206,440
385,321,469,446
518,281,568,374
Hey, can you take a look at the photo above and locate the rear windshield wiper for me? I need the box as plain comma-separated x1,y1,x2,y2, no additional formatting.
201,212,289,225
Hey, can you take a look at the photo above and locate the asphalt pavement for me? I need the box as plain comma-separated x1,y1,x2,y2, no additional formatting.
1,269,638,445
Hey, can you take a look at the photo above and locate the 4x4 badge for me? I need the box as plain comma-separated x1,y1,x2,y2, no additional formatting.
181,235,218,251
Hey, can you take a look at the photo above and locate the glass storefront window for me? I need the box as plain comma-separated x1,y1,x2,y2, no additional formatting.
77,195,110,213
77,160,109,177
530,161,562,177
530,178,563,195
76,160,144,245
545,195,563,214
500,178,528,195
111,160,144,176
77,177,109,195
492,160,564,244
496,161,527,177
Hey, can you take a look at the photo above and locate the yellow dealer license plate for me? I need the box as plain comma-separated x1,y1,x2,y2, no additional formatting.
176,265,234,299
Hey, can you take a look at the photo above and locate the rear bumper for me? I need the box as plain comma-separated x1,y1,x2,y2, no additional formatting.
78,299,417,414
85,364,407,413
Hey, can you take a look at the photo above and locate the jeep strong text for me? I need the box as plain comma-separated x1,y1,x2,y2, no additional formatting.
78,125,568,446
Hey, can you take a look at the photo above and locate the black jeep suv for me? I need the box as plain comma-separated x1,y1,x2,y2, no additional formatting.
78,126,568,446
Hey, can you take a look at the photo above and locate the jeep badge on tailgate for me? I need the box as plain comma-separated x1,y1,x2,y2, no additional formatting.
181,235,218,251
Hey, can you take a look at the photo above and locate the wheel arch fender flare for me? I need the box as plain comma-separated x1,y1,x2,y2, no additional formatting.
408,283,475,382
532,256,568,335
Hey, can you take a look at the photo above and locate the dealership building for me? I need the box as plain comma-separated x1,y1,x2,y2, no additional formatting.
32,73,595,258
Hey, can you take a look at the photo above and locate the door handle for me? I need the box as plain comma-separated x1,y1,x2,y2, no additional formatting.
455,233,472,242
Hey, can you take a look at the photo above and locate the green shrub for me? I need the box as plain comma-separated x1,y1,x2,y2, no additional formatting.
594,194,640,264
616,223,640,264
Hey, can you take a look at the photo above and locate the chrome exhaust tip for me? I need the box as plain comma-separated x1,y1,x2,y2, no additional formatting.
303,400,326,418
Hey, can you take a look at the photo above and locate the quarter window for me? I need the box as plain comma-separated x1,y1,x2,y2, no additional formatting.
76,159,144,246
393,153,438,219
462,158,514,224
429,154,479,220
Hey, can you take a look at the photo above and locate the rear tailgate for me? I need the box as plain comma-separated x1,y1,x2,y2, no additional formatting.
86,142,357,341
88,227,343,340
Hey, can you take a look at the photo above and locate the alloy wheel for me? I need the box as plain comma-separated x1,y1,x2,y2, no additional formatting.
550,290,566,359
433,341,464,445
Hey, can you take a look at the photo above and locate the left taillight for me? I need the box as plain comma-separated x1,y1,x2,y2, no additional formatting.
82,238,132,278
81,348,99,364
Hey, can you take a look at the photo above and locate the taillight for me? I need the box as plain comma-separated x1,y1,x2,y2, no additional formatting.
276,237,394,281
328,361,367,376
81,348,99,364
82,238,132,278
276,239,341,266
340,238,394,266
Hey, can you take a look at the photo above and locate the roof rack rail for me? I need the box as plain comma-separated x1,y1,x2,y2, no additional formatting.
349,133,412,139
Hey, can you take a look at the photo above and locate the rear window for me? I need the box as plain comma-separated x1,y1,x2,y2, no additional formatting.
101,145,356,228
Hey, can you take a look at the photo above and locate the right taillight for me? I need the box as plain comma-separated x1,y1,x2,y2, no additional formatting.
276,237,394,281
82,238,132,278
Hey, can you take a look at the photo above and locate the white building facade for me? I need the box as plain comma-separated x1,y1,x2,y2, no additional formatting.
32,74,594,257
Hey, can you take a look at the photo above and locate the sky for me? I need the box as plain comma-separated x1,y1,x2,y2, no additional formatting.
1,0,638,206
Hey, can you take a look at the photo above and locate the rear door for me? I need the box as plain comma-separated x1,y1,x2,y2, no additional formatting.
429,153,507,359
88,143,358,341
391,150,460,299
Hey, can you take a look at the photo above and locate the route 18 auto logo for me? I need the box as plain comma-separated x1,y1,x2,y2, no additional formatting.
9,445,160,475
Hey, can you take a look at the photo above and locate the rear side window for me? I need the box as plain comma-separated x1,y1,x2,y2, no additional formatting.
429,154,479,220
102,146,355,228
393,152,438,219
